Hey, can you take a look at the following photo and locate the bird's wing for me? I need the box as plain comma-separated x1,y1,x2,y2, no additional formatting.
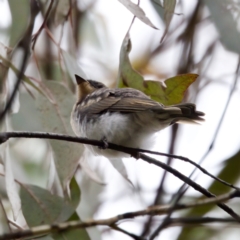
107,97,163,113
77,89,164,115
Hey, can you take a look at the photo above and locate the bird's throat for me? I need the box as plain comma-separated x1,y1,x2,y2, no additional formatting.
77,82,95,102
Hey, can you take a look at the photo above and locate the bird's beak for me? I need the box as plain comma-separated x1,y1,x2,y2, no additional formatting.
75,74,87,85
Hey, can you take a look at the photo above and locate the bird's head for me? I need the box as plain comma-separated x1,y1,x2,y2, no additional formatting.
75,74,106,102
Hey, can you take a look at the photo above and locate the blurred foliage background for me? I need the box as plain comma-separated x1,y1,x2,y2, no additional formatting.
0,0,240,239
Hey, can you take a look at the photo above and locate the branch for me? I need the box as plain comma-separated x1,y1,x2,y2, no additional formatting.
166,217,238,226
0,190,239,240
0,131,238,191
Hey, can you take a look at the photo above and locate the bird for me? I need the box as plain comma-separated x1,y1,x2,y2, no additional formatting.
71,74,204,158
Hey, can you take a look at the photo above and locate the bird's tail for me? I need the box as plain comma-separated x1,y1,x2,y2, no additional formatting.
159,103,205,125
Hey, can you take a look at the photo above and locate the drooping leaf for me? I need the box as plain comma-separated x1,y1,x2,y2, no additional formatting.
36,81,84,189
69,177,81,210
54,0,70,26
161,0,176,42
0,196,10,234
8,0,30,47
0,43,8,112
118,33,198,105
150,0,165,21
80,154,105,185
204,0,240,54
117,0,158,29
20,183,89,240
11,93,42,131
109,158,133,186
20,184,67,226
3,143,21,221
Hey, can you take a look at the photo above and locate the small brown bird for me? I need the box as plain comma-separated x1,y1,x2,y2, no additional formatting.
71,75,204,158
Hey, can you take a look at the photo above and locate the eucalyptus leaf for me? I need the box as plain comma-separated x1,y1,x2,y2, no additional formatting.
8,0,30,47
150,0,165,21
117,0,158,29
3,143,21,221
69,177,81,210
204,0,240,54
118,33,198,105
20,183,89,239
20,184,66,226
161,0,176,42
36,81,84,189
109,158,132,185
54,0,70,26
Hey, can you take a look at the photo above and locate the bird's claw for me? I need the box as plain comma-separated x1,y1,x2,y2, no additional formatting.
99,136,109,149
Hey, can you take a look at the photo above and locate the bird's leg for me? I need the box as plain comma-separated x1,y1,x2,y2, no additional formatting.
130,151,141,159
99,136,109,149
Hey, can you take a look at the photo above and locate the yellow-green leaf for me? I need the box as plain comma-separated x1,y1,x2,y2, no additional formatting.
118,33,198,105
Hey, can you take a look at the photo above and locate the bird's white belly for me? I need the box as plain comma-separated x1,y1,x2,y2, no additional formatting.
83,112,136,144
71,111,168,158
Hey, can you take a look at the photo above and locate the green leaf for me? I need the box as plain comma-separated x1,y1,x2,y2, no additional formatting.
20,184,68,226
156,74,198,105
20,184,90,240
117,0,158,29
52,212,90,240
177,150,240,240
161,0,176,42
69,177,81,209
54,0,70,26
8,0,30,47
118,33,198,105
36,82,84,189
204,0,240,54
12,92,42,131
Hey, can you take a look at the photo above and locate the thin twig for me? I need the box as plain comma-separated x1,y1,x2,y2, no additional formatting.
32,0,54,50
166,216,238,226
